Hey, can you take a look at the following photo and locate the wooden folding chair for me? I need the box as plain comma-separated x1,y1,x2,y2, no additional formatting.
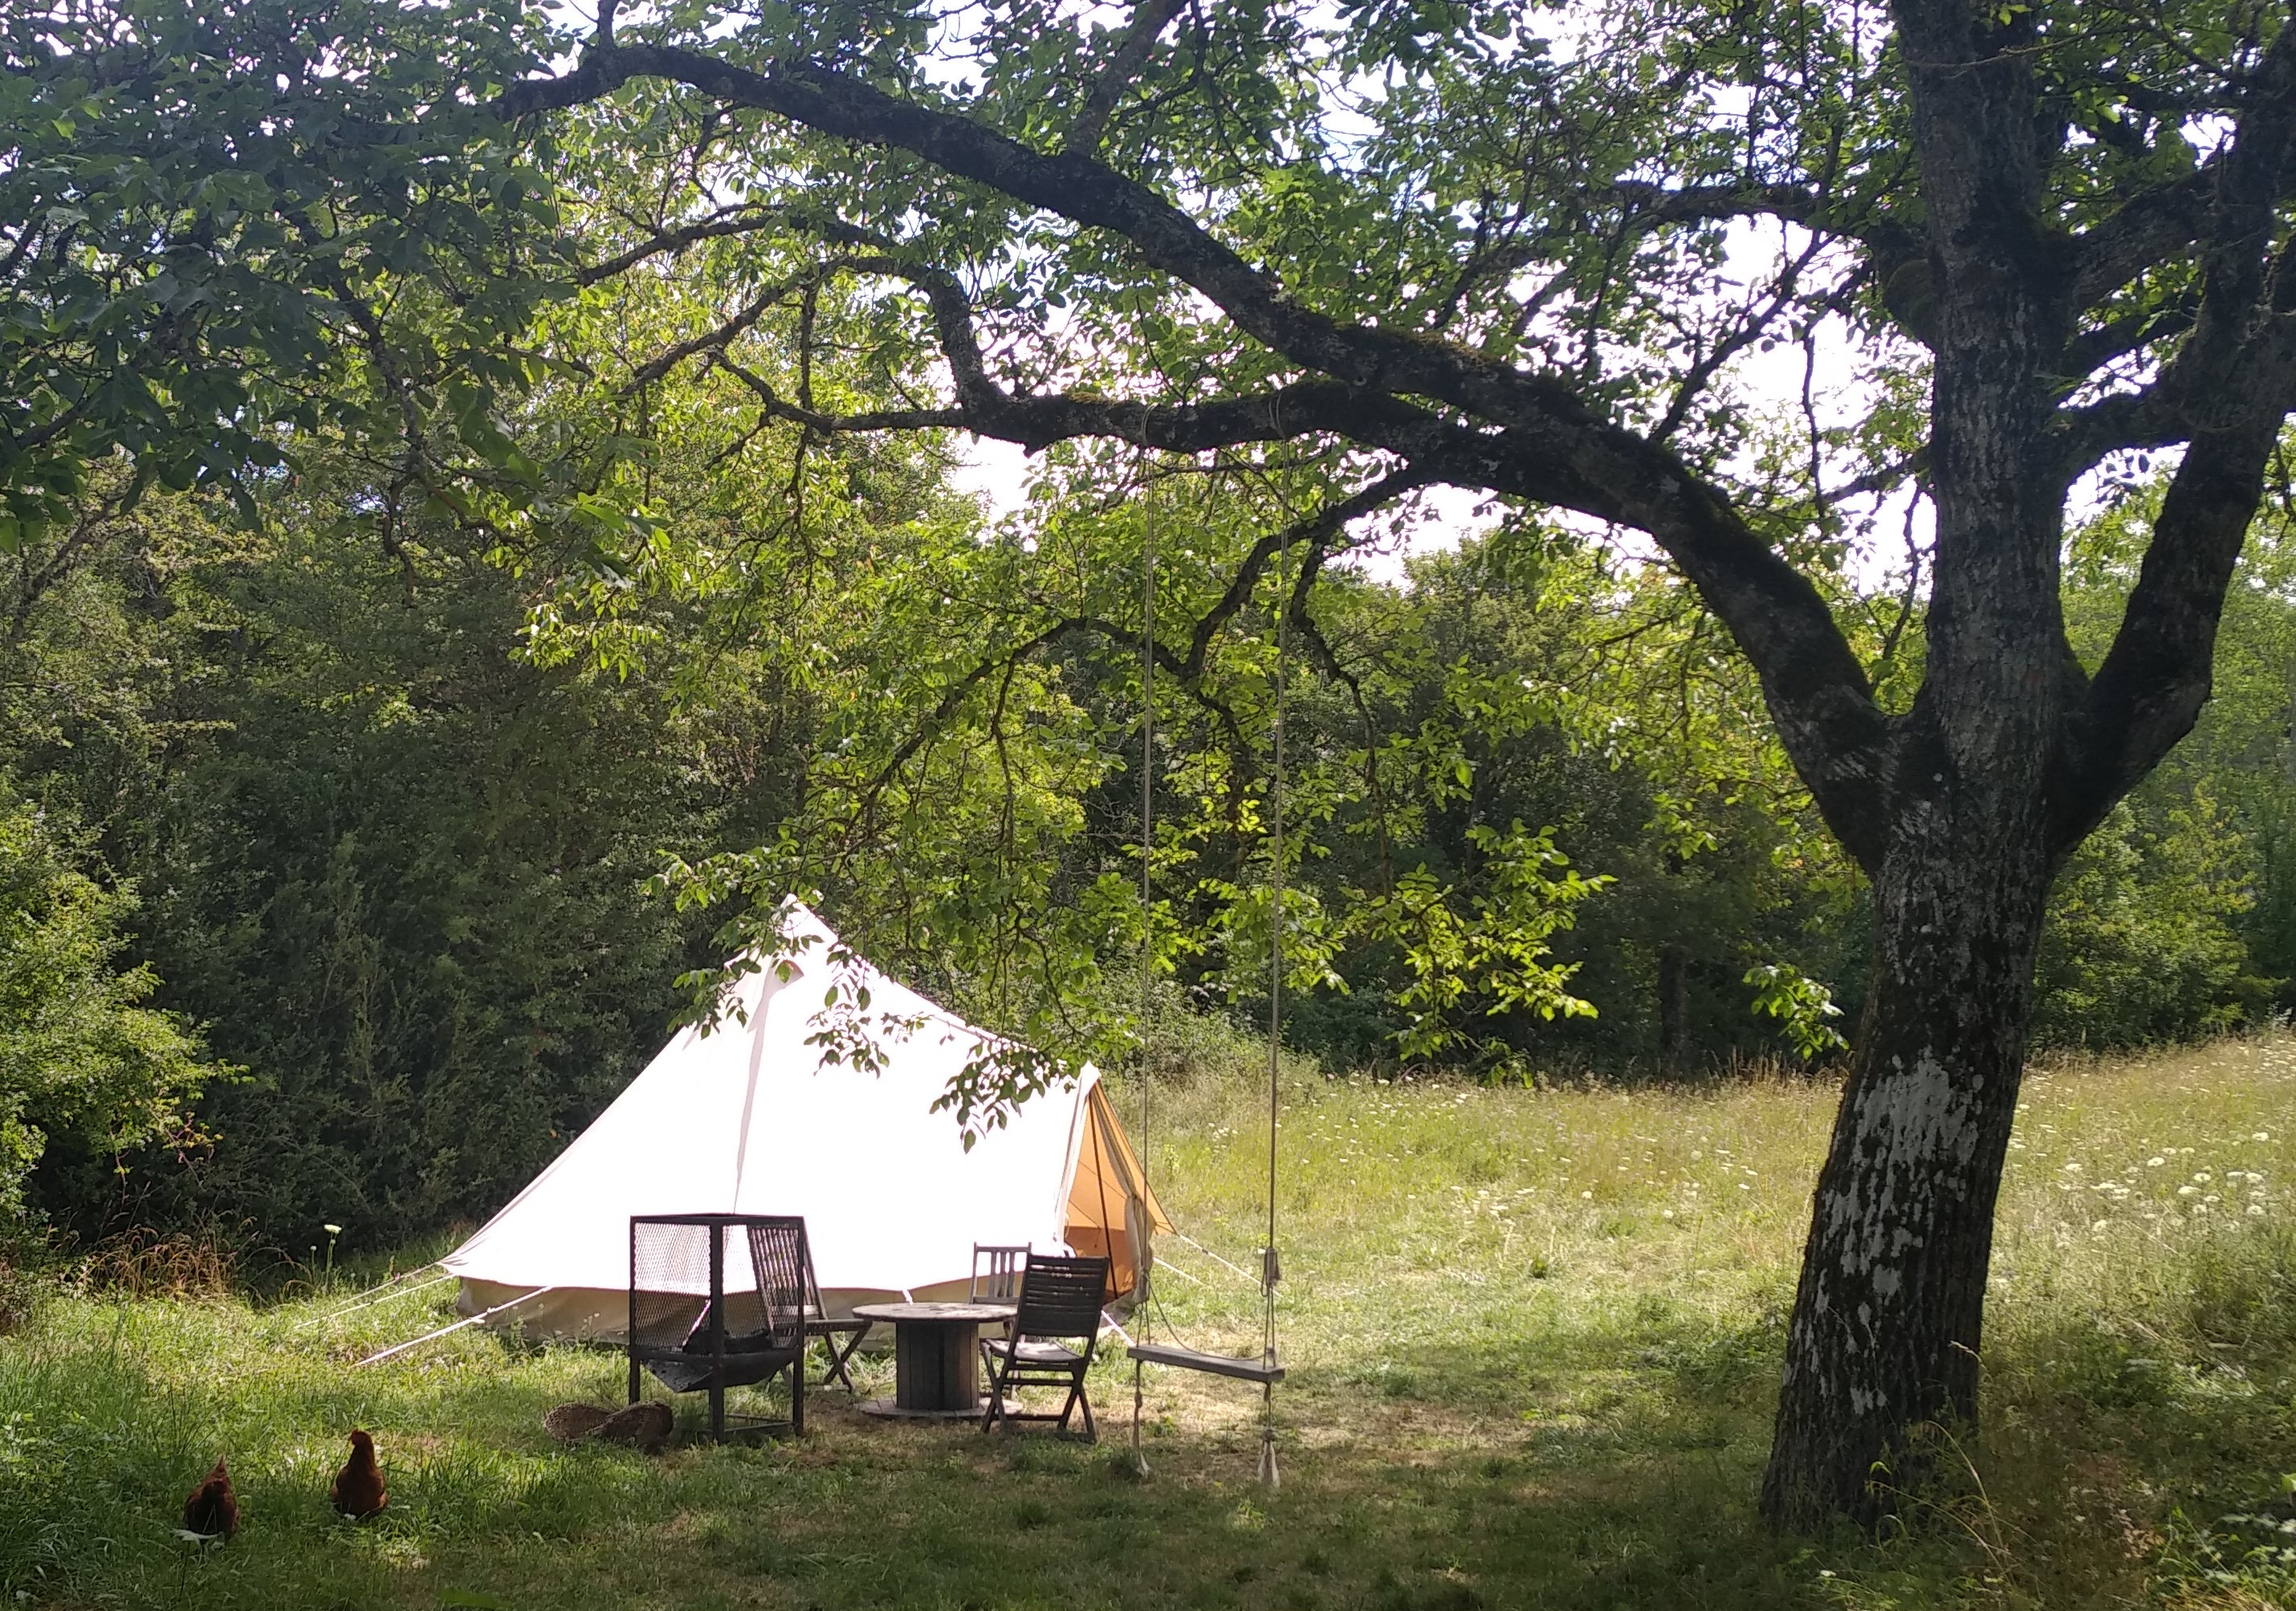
971,1243,1028,1345
797,1233,870,1392
979,1254,1110,1440
970,1243,1029,1304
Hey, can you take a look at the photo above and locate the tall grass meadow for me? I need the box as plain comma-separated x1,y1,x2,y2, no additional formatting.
3,1035,2294,1608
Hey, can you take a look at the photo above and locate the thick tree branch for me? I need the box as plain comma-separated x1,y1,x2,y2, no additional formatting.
576,205,790,286
1333,417,1894,868
2055,13,2296,470
708,247,1892,867
2056,302,2196,380
2068,165,2217,311
719,348,1449,455
1608,180,1827,229
2185,40,2296,355
621,270,822,392
2050,412,2286,848
495,40,1893,867
2067,27,2296,315
2051,12,2296,843
493,48,1768,515
1065,0,1186,153
1605,177,1924,274
2056,303,2296,474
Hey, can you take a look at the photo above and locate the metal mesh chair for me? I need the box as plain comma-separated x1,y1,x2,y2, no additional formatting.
979,1254,1110,1439
626,1214,808,1440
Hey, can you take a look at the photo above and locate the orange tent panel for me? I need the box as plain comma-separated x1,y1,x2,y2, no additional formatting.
1065,1083,1170,1302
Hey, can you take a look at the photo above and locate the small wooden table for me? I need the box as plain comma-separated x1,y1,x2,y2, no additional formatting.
850,1301,1016,1418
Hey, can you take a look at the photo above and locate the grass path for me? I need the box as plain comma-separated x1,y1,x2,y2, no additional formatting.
6,1039,2296,1609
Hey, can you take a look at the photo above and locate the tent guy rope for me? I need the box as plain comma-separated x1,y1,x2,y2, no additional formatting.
291,1267,450,1331
1150,1255,1204,1286
356,1288,556,1367
1158,1228,1262,1287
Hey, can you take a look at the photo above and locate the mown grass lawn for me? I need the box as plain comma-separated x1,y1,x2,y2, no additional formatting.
6,1038,2296,1609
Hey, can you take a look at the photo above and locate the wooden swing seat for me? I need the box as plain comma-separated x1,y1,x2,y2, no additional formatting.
1127,1342,1284,1385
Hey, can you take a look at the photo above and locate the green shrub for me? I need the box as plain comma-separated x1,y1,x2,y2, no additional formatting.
0,791,218,1227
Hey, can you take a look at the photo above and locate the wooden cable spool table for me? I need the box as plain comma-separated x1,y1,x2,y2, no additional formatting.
849,1301,1017,1418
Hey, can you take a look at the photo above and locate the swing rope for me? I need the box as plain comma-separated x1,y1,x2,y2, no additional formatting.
1259,527,1287,1489
1132,458,1158,1478
1126,458,1285,1488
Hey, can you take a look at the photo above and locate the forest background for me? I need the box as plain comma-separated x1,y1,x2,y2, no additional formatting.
4,58,2296,1273
8,386,2294,1271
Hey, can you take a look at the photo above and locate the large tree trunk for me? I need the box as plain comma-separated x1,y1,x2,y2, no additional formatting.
1761,2,2067,1518
1755,348,2066,1526
1759,791,2053,1526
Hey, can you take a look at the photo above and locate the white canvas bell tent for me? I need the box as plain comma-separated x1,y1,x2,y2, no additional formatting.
442,902,1166,1340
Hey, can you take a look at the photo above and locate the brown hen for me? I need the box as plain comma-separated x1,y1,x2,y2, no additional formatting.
181,1455,238,1540
329,1429,387,1519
